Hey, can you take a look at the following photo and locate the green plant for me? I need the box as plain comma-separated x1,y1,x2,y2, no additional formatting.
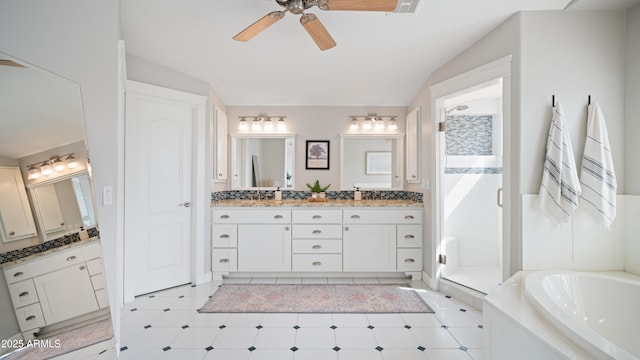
306,180,330,193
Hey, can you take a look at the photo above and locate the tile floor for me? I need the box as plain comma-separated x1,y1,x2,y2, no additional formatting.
118,277,484,360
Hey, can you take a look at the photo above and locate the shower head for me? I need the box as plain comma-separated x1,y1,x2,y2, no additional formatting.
446,104,469,114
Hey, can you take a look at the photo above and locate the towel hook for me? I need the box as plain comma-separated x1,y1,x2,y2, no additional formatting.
588,95,591,105
552,95,556,108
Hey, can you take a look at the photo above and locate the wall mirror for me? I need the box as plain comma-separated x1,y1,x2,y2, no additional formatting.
0,52,112,358
340,134,405,190
231,134,295,189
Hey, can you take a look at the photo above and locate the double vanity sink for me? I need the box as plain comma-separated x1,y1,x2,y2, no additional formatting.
211,199,424,279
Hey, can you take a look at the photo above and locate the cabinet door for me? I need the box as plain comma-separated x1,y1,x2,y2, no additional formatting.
0,167,37,241
33,264,99,324
213,106,228,181
405,107,420,183
238,224,291,271
343,225,396,272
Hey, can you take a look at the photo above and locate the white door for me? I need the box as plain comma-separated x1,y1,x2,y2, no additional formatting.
125,81,205,297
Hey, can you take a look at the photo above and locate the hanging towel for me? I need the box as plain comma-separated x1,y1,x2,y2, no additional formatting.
580,102,617,229
539,103,582,225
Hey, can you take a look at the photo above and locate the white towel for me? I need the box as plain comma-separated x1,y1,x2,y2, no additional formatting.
539,103,582,225
580,102,617,229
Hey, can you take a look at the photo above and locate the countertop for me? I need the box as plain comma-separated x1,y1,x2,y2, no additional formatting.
211,199,423,208
0,236,101,269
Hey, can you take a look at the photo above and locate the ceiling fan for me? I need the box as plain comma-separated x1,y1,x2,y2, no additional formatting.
233,0,399,51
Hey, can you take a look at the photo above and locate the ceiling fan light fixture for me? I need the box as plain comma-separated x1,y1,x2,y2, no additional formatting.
300,13,336,51
233,11,285,42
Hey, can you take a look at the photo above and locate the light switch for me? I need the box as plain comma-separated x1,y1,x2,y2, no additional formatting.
103,186,113,206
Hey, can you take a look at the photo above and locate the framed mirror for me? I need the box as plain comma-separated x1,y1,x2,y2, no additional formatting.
340,134,405,190
231,134,295,189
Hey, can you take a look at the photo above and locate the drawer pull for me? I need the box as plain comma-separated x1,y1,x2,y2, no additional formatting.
350,215,361,219
219,258,230,264
312,245,322,249
219,234,230,239
66,255,77,261
9,231,15,236
13,272,24,278
312,215,322,219
404,215,415,220
19,291,29,297
404,258,416,263
274,214,284,219
26,315,36,321
312,230,322,234
404,234,415,239
220,215,230,219
312,261,322,266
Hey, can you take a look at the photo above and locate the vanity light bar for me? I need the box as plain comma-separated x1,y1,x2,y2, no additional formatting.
26,153,79,180
239,114,287,132
349,114,398,131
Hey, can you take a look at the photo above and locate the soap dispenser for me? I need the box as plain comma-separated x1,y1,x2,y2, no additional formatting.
354,187,362,201
274,187,282,201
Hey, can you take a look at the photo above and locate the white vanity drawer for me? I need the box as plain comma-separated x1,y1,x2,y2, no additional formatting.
292,240,342,254
16,302,45,331
292,254,342,272
86,258,104,276
8,279,39,308
95,288,110,309
212,224,238,247
81,242,103,260
212,209,291,224
4,247,86,285
91,272,107,290
292,225,342,239
397,249,422,272
397,225,423,248
212,249,237,272
292,209,342,224
343,209,422,224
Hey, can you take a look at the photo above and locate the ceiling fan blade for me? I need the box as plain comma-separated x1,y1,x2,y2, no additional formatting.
233,11,285,42
300,13,336,51
323,0,398,11
0,59,26,68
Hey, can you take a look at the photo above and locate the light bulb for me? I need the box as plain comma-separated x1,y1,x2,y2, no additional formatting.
362,119,372,130
238,117,248,130
27,166,41,180
264,119,274,131
66,155,78,169
53,158,65,172
374,119,385,130
252,119,261,131
40,163,53,176
350,118,359,130
277,117,286,131
387,119,398,130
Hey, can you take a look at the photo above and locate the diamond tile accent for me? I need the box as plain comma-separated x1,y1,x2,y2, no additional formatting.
293,325,300,329
459,309,467,312
440,325,448,329
290,346,298,352
181,325,189,329
367,325,375,329
375,346,384,352
417,346,426,351
333,346,341,352
162,346,171,351
330,325,337,329
120,346,128,352
404,325,411,329
256,325,263,329
205,346,214,351
248,346,256,352
459,346,468,351
218,325,226,329
144,325,152,329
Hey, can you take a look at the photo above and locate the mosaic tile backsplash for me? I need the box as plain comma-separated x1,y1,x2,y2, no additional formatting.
0,227,100,265
212,190,423,202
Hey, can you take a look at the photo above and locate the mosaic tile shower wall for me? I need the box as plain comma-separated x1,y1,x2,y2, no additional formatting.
444,114,502,174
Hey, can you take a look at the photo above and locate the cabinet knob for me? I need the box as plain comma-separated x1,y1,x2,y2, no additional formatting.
350,215,360,219
19,291,29,297
219,258,230,264
79,265,86,270
404,234,415,239
13,271,24,278
220,234,230,239
284,226,290,231
66,256,77,261
220,215,230,219
404,215,415,220
344,226,350,231
312,261,322,266
274,214,284,219
312,230,322,234
312,245,322,249
218,173,223,177
312,215,322,219
404,258,416,263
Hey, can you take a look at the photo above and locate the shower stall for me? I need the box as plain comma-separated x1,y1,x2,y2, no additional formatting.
438,79,503,294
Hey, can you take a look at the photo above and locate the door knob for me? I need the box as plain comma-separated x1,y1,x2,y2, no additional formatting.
178,201,192,208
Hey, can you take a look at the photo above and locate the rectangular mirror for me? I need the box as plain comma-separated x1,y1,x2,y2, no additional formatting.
340,134,405,190
231,134,295,189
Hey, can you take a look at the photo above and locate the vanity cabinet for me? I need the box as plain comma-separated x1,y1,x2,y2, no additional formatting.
3,241,107,338
343,225,396,272
0,166,37,242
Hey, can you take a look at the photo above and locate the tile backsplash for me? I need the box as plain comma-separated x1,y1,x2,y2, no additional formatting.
212,190,423,202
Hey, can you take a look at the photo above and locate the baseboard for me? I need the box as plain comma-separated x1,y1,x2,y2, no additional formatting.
195,271,213,285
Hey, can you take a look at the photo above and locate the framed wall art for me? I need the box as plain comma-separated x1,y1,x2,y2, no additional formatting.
306,140,329,170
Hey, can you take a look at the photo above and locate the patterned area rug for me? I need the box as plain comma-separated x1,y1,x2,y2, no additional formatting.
199,284,434,313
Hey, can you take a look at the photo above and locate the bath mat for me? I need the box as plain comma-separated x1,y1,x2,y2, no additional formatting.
199,284,434,313
1,319,113,360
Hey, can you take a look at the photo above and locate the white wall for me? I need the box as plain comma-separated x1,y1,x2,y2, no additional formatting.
626,4,640,196
225,106,407,191
0,0,120,346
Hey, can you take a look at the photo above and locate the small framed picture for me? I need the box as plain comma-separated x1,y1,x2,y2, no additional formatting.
306,140,330,170
365,151,392,175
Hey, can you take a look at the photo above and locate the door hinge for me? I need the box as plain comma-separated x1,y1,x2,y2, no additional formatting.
438,122,446,132
438,254,447,265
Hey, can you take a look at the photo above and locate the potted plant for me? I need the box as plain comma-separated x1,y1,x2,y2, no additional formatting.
306,180,330,199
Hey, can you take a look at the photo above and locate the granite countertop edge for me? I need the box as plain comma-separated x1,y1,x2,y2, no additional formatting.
1,236,101,269
211,199,424,208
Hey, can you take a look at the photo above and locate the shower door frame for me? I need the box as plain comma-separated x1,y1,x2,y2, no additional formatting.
429,56,513,292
